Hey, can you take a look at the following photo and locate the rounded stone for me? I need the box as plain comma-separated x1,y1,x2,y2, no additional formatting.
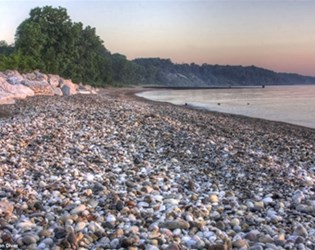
22,235,37,245
209,194,219,203
232,239,248,248
230,218,240,227
160,219,190,230
70,204,87,215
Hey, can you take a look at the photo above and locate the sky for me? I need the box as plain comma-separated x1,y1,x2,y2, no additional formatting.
0,0,315,76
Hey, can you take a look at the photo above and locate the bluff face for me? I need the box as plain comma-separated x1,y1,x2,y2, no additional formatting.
133,58,315,87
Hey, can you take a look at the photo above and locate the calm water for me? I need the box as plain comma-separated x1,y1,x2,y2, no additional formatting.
137,85,315,129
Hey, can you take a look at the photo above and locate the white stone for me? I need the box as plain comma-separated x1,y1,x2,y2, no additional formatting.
230,218,240,227
128,214,137,221
153,195,164,202
292,191,305,203
263,197,273,204
138,201,150,208
88,221,104,233
106,214,116,223
85,173,95,182
185,214,194,222
173,228,181,236
70,204,86,215
37,242,46,249
17,220,36,231
163,199,179,205
75,222,87,231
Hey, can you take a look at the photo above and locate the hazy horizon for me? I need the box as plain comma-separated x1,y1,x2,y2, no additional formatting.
1,0,315,77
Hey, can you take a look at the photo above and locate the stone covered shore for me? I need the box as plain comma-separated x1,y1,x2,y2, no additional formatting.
0,89,314,250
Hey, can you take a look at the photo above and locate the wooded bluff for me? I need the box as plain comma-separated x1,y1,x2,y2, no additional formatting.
1,6,315,87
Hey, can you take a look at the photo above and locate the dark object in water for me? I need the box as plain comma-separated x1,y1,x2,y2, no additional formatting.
262,85,265,88
247,103,250,105
185,103,188,106
217,103,221,106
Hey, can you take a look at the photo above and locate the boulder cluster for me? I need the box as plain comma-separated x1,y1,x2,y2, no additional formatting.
0,70,97,104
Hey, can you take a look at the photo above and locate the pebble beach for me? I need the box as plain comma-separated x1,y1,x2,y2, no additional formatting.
0,88,314,250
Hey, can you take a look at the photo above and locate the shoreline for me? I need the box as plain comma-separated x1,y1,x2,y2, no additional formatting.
0,89,314,249
2,86,315,134
131,87,315,140
142,86,266,90
134,87,315,132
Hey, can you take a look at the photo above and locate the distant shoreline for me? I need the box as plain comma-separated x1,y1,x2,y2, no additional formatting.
143,85,265,90
142,83,315,90
135,85,315,130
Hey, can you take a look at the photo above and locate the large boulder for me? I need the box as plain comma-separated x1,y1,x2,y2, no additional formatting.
0,91,15,105
0,73,19,104
48,74,61,87
0,70,96,102
60,79,77,96
21,71,55,95
23,71,48,82
5,70,24,85
0,74,34,103
21,80,54,96
52,86,63,96
77,83,98,94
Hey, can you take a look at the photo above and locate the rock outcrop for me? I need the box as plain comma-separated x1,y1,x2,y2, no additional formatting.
0,70,97,104
0,71,34,104
22,71,55,96
60,79,77,96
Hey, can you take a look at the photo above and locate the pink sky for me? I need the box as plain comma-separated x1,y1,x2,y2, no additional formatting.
1,0,315,76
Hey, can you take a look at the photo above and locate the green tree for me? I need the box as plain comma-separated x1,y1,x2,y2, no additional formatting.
14,6,113,85
0,40,14,56
16,6,75,74
0,52,38,72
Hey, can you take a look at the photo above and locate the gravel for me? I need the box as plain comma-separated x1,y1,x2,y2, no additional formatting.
0,90,314,249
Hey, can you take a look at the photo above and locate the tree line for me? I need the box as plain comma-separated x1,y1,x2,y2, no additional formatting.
0,6,143,86
1,6,314,87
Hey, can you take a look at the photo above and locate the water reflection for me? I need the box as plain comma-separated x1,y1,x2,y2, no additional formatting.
137,85,315,129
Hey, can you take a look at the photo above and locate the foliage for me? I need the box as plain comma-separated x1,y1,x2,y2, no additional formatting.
132,58,315,86
0,6,147,86
1,6,314,87
0,51,39,72
13,6,113,85
0,41,14,56
111,53,145,84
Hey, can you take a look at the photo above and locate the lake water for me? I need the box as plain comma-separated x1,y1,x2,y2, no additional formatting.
137,85,315,129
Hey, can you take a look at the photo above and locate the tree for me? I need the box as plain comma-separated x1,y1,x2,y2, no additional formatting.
1,6,148,86
0,40,14,56
16,6,75,74
14,6,113,85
